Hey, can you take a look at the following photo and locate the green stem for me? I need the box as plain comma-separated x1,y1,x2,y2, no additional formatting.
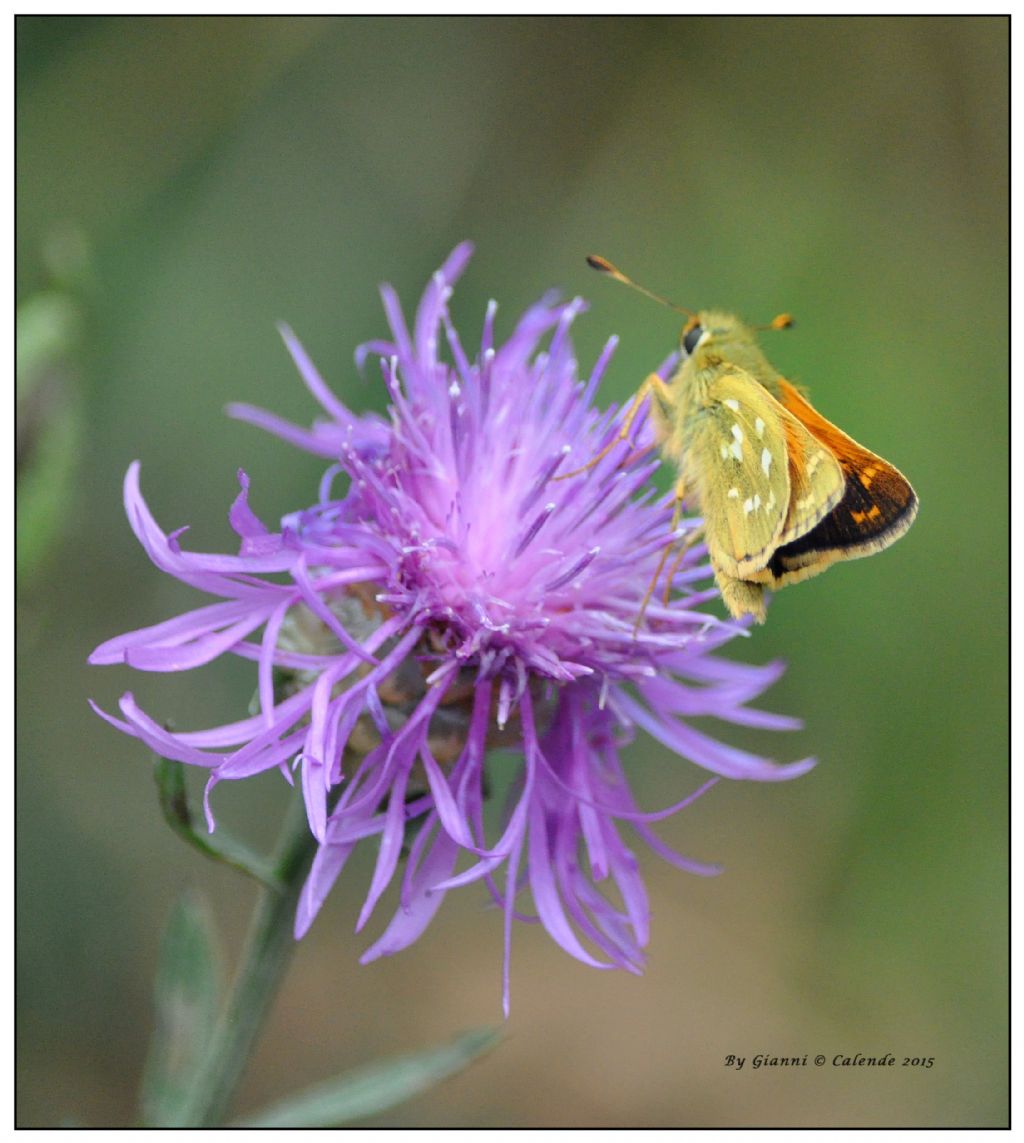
177,791,318,1127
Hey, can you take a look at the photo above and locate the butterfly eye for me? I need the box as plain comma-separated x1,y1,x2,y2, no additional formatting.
683,324,705,355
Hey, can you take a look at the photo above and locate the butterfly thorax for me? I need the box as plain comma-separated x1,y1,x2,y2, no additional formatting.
655,356,725,487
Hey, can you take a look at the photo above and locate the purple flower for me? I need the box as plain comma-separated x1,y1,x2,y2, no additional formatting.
90,243,814,1012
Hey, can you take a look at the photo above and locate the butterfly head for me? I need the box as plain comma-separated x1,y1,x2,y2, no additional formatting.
681,311,755,364
680,310,793,381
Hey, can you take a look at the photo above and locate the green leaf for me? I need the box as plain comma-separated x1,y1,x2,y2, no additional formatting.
140,890,224,1127
234,1028,502,1127
154,756,281,890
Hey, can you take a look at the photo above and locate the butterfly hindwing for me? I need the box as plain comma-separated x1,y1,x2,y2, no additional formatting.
754,379,919,587
774,398,845,547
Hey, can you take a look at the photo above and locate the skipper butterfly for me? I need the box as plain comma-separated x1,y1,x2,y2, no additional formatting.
564,256,918,625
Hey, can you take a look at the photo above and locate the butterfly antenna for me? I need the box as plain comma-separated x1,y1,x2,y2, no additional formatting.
586,255,696,319
753,313,795,331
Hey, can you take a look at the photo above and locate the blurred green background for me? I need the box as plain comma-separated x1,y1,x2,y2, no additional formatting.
17,15,1006,1128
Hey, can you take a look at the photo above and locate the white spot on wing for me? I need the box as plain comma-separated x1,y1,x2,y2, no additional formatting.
730,423,744,461
761,447,773,476
724,398,740,411
755,417,765,438
727,487,740,498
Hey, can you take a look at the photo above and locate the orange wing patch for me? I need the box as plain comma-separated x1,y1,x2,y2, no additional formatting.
749,379,919,588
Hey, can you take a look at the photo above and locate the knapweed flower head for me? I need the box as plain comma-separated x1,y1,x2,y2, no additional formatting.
90,243,814,1012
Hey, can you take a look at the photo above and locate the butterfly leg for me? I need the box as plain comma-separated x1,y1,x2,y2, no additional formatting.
556,373,667,480
620,441,658,468
660,524,704,606
633,472,688,635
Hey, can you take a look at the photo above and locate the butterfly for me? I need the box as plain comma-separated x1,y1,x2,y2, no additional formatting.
566,257,918,624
